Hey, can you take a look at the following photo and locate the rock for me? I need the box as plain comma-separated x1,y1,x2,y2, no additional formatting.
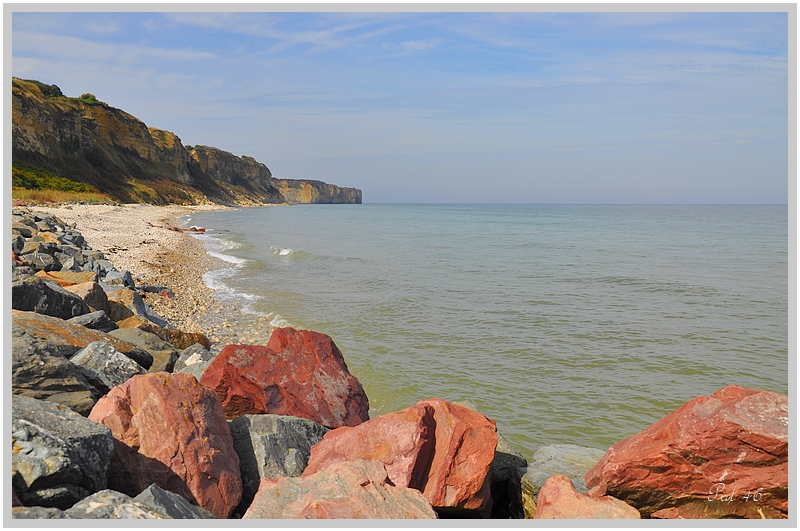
12,309,153,369
106,288,167,327
243,459,436,519
107,328,179,372
303,402,436,489
63,281,109,313
116,315,211,351
174,343,215,372
19,252,61,271
88,372,242,518
104,269,135,288
521,444,607,518
585,385,788,519
20,240,59,256
12,220,35,238
12,395,114,509
64,490,169,519
534,475,640,519
67,310,119,333
12,233,25,254
229,414,329,516
12,506,68,518
34,270,98,287
304,398,497,518
12,278,91,319
134,484,217,519
70,341,148,395
491,432,527,519
200,327,370,428
58,256,82,272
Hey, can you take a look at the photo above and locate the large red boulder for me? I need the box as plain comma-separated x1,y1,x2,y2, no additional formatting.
304,398,497,517
88,372,242,518
303,402,436,488
243,459,436,519
200,327,369,428
585,385,788,519
534,475,640,519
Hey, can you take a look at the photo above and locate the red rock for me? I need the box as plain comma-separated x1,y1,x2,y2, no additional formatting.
200,327,369,428
585,385,788,519
243,459,436,519
534,475,640,519
303,402,436,489
88,372,242,518
304,398,497,517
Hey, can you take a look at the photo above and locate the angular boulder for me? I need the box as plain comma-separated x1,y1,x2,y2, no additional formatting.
88,372,242,518
12,278,91,319
64,490,169,519
64,281,109,314
174,344,215,381
521,444,607,518
12,395,114,509
585,385,788,519
200,327,370,428
12,310,153,369
116,315,211,351
34,270,98,287
107,327,179,372
490,432,527,519
106,288,167,327
70,341,147,395
243,459,436,519
534,475,640,519
304,398,497,518
229,414,329,516
67,310,118,333
134,484,217,519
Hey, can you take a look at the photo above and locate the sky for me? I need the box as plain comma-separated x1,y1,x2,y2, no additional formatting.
11,9,790,204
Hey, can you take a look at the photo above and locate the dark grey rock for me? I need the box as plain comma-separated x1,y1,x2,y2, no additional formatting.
12,278,91,319
12,395,114,509
70,341,147,394
140,285,171,293
19,252,61,271
67,310,119,333
56,244,85,260
12,220,35,238
64,490,170,519
229,414,330,516
490,432,527,519
12,506,68,519
12,233,25,254
107,328,179,372
61,233,85,247
104,269,135,288
58,256,83,272
134,484,216,519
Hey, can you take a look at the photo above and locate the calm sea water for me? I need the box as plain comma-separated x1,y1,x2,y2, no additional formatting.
184,204,788,458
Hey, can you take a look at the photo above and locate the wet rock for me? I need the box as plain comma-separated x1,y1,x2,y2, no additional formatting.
134,484,217,519
585,385,788,519
107,328,179,372
12,395,114,509
12,278,91,319
243,459,436,519
229,414,329,516
520,444,607,518
534,475,640,519
12,310,153,370
64,490,169,519
200,327,370,428
67,310,119,333
88,372,242,518
70,341,147,395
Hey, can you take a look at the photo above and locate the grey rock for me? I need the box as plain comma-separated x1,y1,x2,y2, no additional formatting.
229,414,329,516
12,395,114,509
95,259,115,274
19,252,61,271
58,256,83,272
174,343,215,373
107,328,179,372
12,278,91,319
20,240,60,256
12,506,68,519
56,244,85,260
67,310,119,333
140,284,171,293
105,269,135,289
520,443,608,517
12,220,35,238
71,341,147,394
134,484,216,519
64,490,170,519
12,233,25,254
61,233,85,247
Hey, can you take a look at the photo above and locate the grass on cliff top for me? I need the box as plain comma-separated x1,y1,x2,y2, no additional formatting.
12,164,113,204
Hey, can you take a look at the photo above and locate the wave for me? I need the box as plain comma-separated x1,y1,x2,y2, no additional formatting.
265,312,293,328
270,246,313,259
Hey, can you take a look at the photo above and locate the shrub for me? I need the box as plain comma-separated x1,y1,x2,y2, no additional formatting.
12,164,97,193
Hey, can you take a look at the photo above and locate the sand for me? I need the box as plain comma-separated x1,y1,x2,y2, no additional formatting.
33,203,262,347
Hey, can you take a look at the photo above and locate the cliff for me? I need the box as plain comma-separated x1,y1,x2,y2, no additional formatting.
11,78,361,206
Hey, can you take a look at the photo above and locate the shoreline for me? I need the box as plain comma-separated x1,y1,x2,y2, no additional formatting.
30,202,272,349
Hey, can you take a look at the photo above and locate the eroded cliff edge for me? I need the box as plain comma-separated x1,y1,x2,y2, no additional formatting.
11,78,362,206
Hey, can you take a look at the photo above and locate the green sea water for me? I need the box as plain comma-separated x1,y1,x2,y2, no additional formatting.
185,204,789,459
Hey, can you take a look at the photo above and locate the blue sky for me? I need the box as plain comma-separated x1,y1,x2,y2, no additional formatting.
11,10,789,203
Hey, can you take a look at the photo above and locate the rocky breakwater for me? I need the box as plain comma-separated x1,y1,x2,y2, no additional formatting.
11,207,788,520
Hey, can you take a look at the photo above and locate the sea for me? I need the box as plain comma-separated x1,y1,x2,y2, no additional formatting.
182,204,789,459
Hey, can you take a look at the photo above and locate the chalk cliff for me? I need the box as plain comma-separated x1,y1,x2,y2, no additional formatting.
11,78,361,205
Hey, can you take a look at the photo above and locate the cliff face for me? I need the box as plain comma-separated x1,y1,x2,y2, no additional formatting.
11,78,362,206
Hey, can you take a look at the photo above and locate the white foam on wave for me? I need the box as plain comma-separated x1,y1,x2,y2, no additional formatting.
208,251,250,265
270,246,296,257
266,312,292,328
